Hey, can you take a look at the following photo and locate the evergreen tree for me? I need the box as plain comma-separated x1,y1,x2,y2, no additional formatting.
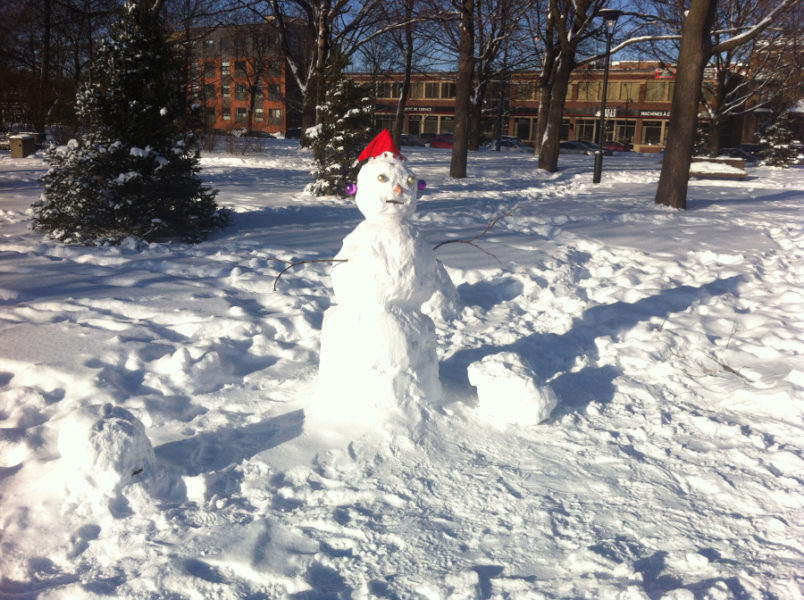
303,72,373,197
759,110,797,167
32,1,229,245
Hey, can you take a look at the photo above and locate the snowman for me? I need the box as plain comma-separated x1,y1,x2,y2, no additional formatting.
311,130,453,432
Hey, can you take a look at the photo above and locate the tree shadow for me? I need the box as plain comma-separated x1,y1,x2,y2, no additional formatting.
154,409,304,476
688,188,801,210
441,275,745,415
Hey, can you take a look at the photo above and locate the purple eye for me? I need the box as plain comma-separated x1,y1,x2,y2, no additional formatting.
345,183,357,195
417,180,427,191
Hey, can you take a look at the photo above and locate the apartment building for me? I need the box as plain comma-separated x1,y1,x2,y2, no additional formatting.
188,23,302,136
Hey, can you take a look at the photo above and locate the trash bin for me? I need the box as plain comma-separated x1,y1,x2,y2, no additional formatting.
10,134,36,158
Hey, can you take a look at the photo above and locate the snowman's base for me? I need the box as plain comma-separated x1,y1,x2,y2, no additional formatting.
311,305,441,433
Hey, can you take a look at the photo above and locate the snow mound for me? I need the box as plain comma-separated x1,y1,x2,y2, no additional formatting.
58,403,156,497
467,352,557,426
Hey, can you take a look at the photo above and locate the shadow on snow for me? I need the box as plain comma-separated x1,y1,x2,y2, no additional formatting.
441,275,745,418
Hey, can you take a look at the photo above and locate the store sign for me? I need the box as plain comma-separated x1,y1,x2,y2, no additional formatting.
640,110,671,118
594,107,617,118
404,106,434,113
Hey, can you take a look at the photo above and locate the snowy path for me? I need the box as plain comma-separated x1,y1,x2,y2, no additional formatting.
0,145,802,599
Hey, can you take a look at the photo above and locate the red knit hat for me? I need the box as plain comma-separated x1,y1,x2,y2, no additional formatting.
358,129,404,162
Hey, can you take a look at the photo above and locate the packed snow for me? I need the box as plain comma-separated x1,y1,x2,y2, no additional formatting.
0,140,803,599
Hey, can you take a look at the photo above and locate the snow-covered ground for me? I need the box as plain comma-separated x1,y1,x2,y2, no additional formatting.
1,141,802,599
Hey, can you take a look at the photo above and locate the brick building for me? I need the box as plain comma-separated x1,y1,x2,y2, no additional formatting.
188,23,303,136
354,61,716,152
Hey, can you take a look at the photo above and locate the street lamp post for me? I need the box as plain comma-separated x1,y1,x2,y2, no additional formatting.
593,8,622,184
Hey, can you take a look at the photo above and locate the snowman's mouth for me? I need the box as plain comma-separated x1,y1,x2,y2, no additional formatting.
386,200,404,205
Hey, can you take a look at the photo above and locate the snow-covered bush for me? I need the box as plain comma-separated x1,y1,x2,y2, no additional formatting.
759,111,797,167
303,75,373,197
32,2,228,244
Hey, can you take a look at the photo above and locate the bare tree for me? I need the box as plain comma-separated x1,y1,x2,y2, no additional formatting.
654,0,799,209
257,0,425,133
450,0,474,177
700,1,804,154
531,0,604,172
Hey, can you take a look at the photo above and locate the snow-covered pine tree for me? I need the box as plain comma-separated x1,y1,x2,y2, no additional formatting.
759,110,797,167
304,72,373,197
32,1,229,245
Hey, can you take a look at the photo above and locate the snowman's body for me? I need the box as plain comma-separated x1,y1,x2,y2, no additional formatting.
314,141,445,429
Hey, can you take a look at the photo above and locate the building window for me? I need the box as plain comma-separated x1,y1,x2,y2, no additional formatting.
642,120,664,145
577,81,601,101
235,61,247,78
222,107,231,121
440,116,454,133
267,61,282,77
575,118,596,142
268,84,282,101
203,39,215,53
645,81,673,102
614,81,640,101
255,85,263,100
268,108,282,125
378,82,405,98
235,84,248,101
222,82,230,98
441,82,456,99
409,82,424,99
425,82,441,99
515,118,533,141
204,84,216,99
204,61,216,79
560,118,571,140
377,82,394,98
221,61,230,77
614,119,636,144
423,115,439,134
220,38,230,54
255,108,265,122
235,107,248,123
205,107,216,124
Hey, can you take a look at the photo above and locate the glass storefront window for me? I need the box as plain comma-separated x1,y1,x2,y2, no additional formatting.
560,118,571,140
423,115,439,134
440,116,454,133
614,120,636,144
575,118,596,142
642,120,663,145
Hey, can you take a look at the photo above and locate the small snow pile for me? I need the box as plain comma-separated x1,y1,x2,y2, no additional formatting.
689,159,747,179
58,403,155,498
467,352,557,427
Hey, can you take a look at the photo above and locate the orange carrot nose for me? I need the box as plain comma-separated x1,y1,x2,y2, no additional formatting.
393,184,403,195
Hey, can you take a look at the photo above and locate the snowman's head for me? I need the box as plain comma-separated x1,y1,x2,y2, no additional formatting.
352,130,424,221
355,155,420,220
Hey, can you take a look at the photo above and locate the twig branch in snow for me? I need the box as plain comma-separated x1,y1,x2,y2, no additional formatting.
273,258,347,291
433,207,518,266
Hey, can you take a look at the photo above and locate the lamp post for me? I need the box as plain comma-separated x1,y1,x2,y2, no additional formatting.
593,8,622,184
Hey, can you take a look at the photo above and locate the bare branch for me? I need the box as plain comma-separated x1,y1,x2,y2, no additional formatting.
433,207,518,265
273,258,347,291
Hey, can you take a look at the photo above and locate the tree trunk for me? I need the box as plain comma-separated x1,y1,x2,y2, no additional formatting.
450,0,474,178
469,80,485,151
538,51,572,172
706,118,721,157
655,0,718,209
392,0,414,146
